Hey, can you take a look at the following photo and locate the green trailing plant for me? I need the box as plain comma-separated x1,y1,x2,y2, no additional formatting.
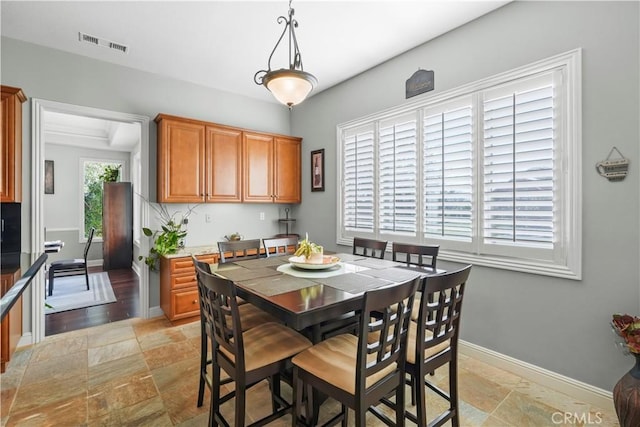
138,201,199,270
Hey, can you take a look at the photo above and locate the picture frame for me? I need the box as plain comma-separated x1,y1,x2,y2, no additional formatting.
44,160,54,194
311,149,325,192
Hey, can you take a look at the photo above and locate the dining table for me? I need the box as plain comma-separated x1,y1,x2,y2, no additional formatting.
213,252,445,341
212,252,446,423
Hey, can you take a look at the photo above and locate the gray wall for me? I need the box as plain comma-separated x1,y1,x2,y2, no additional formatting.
1,36,293,333
44,143,131,263
291,1,639,391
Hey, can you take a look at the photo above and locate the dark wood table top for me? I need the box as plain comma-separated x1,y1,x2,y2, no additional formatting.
215,253,445,333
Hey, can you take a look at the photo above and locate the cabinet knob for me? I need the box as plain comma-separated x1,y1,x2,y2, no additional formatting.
193,299,197,304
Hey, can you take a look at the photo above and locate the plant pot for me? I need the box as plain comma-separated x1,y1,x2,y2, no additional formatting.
614,353,640,427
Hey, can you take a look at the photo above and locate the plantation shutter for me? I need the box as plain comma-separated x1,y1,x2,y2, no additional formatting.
423,100,473,241
482,73,555,247
343,125,375,232
378,114,417,235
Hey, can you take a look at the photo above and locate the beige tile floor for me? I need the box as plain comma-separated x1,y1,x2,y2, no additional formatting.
0,316,619,426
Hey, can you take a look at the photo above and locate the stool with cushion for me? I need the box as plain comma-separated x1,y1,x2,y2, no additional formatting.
404,265,472,427
392,242,440,322
292,277,420,427
194,263,311,426
192,256,279,410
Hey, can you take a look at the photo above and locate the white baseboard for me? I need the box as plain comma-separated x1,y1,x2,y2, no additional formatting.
459,340,614,411
18,332,33,348
131,262,141,277
149,306,164,318
87,259,103,267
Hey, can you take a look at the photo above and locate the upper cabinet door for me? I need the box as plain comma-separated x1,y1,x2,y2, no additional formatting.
1,86,26,203
274,137,301,204
206,126,242,203
243,132,274,202
157,116,205,203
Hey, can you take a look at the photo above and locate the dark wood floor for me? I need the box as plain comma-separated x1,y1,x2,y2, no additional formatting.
45,266,140,336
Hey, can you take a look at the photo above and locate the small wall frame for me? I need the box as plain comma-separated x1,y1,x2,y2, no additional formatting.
311,149,325,192
44,160,54,194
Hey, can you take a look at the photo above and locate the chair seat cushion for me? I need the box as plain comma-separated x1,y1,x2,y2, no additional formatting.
406,321,450,365
237,303,279,331
292,334,397,395
50,259,85,268
220,322,311,372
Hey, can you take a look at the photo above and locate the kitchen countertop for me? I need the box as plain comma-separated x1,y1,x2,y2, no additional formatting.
163,245,219,259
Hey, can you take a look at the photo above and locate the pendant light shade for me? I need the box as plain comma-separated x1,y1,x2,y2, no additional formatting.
263,69,318,107
254,1,317,108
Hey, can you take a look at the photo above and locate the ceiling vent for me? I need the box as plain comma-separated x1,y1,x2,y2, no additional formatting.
78,32,128,54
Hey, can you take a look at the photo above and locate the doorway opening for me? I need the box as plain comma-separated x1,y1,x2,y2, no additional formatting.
32,99,150,343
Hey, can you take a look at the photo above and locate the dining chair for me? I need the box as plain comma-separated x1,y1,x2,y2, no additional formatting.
263,236,298,257
47,227,95,296
291,276,420,427
217,239,263,263
404,265,472,427
192,256,279,410
352,237,388,259
392,242,440,270
193,263,312,427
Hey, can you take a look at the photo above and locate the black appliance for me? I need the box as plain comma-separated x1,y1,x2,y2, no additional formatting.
1,202,21,267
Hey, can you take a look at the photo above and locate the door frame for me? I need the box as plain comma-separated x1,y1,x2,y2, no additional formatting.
31,98,151,343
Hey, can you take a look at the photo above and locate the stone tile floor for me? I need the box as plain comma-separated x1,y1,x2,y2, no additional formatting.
0,316,619,426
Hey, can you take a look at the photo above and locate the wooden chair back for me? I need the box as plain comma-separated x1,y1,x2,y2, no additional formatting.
392,242,439,269
352,237,387,259
263,236,298,257
217,239,262,264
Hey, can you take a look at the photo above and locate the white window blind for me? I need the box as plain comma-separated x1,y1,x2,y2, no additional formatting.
337,49,581,279
423,102,473,241
343,125,375,233
379,114,417,235
483,76,555,248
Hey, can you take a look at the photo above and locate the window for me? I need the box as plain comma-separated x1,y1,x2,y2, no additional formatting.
81,159,124,241
337,49,581,279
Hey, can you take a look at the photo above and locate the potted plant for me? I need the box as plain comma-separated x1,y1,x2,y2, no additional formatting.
99,164,121,182
294,233,324,264
139,202,198,270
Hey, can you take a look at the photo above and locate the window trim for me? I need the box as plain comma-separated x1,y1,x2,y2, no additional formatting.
79,157,126,244
337,49,582,280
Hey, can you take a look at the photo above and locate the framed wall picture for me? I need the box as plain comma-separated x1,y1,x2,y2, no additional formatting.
311,149,325,192
44,160,54,194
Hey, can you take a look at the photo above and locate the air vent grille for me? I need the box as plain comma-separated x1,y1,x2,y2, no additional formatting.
78,32,128,54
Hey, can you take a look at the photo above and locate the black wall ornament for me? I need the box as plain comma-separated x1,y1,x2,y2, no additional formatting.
406,69,434,99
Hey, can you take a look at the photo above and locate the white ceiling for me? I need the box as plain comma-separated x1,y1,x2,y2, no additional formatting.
1,0,510,105
3,1,509,147
43,111,141,151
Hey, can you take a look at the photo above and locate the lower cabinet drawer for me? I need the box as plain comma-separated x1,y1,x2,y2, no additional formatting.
171,288,200,319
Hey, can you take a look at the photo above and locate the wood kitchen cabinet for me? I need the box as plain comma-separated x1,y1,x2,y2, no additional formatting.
1,269,21,373
206,125,242,202
1,86,26,203
159,253,218,321
156,115,243,203
243,133,301,203
156,113,301,204
156,115,205,203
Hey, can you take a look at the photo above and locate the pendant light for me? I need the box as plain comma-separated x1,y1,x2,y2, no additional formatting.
254,0,317,108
